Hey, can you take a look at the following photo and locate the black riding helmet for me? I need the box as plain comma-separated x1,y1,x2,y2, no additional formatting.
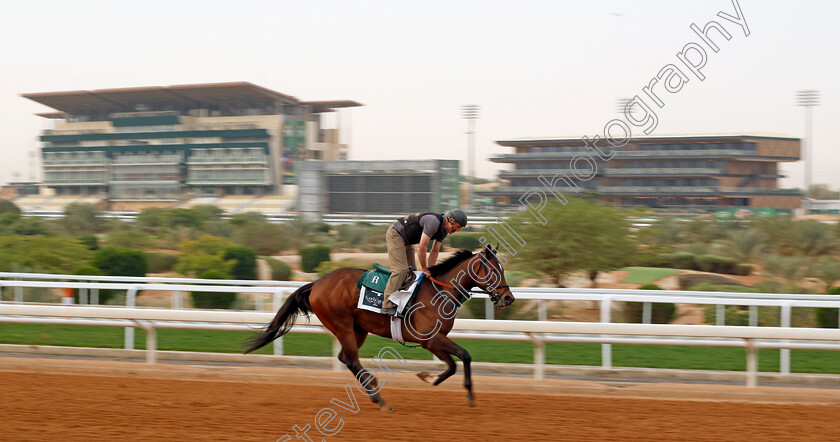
445,209,468,227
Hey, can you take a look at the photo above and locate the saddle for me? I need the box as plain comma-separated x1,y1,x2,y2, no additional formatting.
358,263,417,293
356,264,423,316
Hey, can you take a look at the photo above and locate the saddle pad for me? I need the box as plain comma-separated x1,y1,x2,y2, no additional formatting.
357,271,423,315
358,267,390,293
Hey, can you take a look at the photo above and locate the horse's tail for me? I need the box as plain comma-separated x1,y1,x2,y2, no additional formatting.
244,282,314,354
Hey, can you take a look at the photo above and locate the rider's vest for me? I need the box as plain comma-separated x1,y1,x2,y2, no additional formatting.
396,212,447,244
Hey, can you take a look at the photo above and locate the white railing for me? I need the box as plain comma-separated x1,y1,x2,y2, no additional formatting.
2,273,840,380
3,304,840,387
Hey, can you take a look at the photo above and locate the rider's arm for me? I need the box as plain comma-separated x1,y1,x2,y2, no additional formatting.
417,233,432,275
428,240,442,268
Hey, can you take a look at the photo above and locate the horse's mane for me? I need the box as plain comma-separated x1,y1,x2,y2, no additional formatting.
428,249,474,277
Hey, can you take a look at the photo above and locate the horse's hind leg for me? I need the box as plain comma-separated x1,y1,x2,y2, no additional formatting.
421,337,475,407
335,331,394,412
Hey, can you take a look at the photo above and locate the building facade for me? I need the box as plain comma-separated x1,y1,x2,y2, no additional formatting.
487,134,801,209
298,160,460,220
23,82,360,200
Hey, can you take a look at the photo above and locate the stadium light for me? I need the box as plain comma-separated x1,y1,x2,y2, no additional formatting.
796,90,820,211
462,105,480,209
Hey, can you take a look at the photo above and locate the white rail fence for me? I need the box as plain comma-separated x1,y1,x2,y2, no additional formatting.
3,304,840,388
2,273,840,382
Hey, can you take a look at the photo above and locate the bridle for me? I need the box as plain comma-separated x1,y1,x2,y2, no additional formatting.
427,251,512,306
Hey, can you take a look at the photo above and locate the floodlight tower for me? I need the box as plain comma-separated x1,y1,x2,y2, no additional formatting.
796,90,820,210
462,105,480,209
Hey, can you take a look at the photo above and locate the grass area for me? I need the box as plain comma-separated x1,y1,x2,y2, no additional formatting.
2,323,840,374
619,267,683,284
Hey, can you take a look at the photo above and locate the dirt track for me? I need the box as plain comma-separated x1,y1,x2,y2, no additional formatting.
2,358,840,441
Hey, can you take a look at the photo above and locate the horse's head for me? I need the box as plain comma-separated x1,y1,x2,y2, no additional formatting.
472,243,515,308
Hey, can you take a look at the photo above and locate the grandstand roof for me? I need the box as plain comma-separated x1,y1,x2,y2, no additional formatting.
22,82,362,116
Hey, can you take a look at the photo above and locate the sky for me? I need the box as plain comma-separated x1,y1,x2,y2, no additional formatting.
1,0,837,190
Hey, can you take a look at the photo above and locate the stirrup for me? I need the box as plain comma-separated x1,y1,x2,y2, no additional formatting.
380,306,400,317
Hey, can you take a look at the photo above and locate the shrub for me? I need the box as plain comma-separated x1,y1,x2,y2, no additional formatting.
92,247,147,277
623,284,676,324
300,245,331,273
733,263,754,276
145,252,178,273
264,258,293,281
72,265,115,305
314,260,368,278
816,287,840,328
677,273,746,290
686,283,759,293
695,255,737,274
190,269,237,309
76,235,99,250
447,233,483,251
222,246,257,280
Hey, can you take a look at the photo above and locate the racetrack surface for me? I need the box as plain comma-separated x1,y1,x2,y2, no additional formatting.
1,357,840,441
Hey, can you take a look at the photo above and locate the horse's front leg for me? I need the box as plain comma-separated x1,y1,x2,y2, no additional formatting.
419,337,475,407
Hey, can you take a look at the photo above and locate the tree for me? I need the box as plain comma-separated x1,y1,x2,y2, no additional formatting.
232,218,292,255
724,228,764,263
62,203,103,236
222,246,257,280
813,256,840,293
807,184,839,200
0,212,52,236
92,247,147,277
175,235,237,277
0,235,92,273
137,207,167,229
506,198,636,286
0,199,21,216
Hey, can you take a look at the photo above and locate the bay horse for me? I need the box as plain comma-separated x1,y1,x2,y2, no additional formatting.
244,244,514,411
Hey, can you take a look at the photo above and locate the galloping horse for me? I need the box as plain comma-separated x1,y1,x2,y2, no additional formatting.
245,244,514,411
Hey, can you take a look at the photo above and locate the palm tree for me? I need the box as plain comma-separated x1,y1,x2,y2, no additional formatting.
725,229,764,263
814,256,840,293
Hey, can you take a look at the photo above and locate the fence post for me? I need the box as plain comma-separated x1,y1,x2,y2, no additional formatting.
538,300,547,322
91,288,99,305
132,320,157,364
745,338,757,388
273,290,284,356
601,296,612,369
528,333,545,380
172,291,183,309
485,297,494,320
716,304,726,326
124,286,139,350
780,301,792,375
14,279,23,303
749,305,758,327
642,302,652,324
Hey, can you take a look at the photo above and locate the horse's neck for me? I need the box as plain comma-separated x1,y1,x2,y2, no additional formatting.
435,258,477,294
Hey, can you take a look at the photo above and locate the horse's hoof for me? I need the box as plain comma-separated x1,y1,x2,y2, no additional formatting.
466,396,476,408
380,403,395,412
417,372,433,383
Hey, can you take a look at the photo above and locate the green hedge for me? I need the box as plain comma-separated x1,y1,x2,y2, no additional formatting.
638,252,751,276
145,252,178,273
300,245,331,273
190,269,237,309
816,287,840,328
92,247,147,277
264,257,293,281
622,284,676,324
222,246,257,280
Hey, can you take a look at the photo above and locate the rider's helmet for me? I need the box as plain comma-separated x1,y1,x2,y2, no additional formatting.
444,209,468,228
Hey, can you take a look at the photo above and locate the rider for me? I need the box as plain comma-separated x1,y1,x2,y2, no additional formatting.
381,209,468,316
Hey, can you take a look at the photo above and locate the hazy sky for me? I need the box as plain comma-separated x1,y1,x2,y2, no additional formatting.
1,0,837,189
